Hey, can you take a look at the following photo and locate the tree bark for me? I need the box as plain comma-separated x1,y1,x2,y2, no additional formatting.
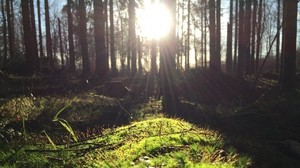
226,0,233,73
209,0,216,71
237,0,245,78
244,0,251,75
233,0,238,73
186,0,191,70
21,0,40,73
58,18,64,69
109,0,117,74
78,0,90,75
37,0,44,58
6,0,15,59
129,0,137,74
67,0,76,72
160,0,179,116
94,0,108,78
45,0,53,67
281,0,297,91
276,0,280,73
215,0,221,72
1,0,7,63
256,0,263,73
250,0,257,74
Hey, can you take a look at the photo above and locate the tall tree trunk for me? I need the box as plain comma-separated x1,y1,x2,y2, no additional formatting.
160,0,179,115
237,0,245,78
67,0,76,72
45,0,53,67
204,0,208,68
256,0,263,73
250,0,257,74
58,18,64,69
233,0,238,73
226,0,233,73
129,0,137,74
244,0,251,75
94,0,108,78
215,0,221,72
109,0,116,74
78,0,90,75
6,0,15,59
1,0,7,63
281,0,297,91
21,0,40,73
137,36,142,74
209,0,216,71
276,0,280,73
186,0,191,70
37,0,44,58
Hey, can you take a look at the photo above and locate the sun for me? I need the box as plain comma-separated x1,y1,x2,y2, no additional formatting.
137,1,172,40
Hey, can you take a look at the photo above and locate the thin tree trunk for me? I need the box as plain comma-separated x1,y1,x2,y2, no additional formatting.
67,0,76,72
244,0,251,75
45,0,53,67
1,0,7,63
204,0,208,68
129,0,137,74
237,0,245,78
209,0,216,71
6,0,15,59
37,0,44,58
250,0,257,74
78,0,90,75
186,0,191,70
58,18,64,69
256,0,263,73
215,0,221,72
226,0,233,73
276,0,280,73
233,0,238,73
109,0,117,74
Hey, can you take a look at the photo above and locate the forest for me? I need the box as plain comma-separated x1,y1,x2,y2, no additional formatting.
0,0,300,167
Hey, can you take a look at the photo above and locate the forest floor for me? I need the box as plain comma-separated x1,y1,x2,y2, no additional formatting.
0,70,300,167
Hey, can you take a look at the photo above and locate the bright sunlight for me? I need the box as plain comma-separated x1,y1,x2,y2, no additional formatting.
137,1,172,39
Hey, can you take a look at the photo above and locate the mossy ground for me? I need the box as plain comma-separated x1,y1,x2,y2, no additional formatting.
0,117,251,168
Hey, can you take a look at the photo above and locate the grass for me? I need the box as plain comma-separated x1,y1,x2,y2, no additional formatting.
0,118,251,167
0,94,252,167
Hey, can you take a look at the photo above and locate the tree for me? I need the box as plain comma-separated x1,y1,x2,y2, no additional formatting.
250,0,257,74
37,0,44,58
256,0,263,73
280,0,297,91
94,0,108,78
45,0,53,67
78,0,90,75
276,0,280,73
58,18,64,69
6,0,15,59
226,0,233,73
67,0,76,72
128,0,137,74
186,0,191,70
109,0,117,74
237,0,244,78
160,0,179,115
209,0,216,71
244,0,251,75
233,0,238,73
1,0,7,63
21,0,40,73
215,0,221,72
